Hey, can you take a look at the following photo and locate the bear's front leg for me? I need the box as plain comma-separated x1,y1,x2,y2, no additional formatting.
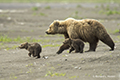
69,47,74,53
36,54,40,59
32,53,36,57
57,44,70,54
28,53,31,57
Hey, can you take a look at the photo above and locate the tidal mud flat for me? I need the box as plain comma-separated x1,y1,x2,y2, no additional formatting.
0,3,120,80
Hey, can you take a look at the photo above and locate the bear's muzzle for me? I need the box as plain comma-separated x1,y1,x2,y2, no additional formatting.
45,31,49,34
46,31,52,34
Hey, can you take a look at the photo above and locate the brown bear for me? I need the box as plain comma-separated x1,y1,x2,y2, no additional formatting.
63,38,84,53
46,18,115,54
18,42,42,59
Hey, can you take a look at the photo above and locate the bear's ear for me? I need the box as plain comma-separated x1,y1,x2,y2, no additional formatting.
54,21,59,26
25,42,28,49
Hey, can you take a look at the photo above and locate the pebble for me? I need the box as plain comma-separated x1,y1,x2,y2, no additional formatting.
65,59,67,61
43,56,48,59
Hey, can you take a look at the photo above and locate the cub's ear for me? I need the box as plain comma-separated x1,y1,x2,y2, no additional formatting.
54,21,59,26
69,38,71,41
25,42,28,44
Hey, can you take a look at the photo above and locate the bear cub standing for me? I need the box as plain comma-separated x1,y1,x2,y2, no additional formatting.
18,42,42,59
63,38,84,53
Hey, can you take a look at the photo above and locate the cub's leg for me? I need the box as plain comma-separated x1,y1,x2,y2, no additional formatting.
57,44,70,54
28,53,31,57
35,50,40,59
69,47,74,53
72,43,80,53
80,44,84,53
36,51,40,59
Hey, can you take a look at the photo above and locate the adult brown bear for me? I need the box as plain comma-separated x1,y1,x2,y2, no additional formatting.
46,18,115,54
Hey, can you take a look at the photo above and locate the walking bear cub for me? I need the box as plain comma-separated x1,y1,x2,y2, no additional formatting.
46,18,115,54
18,42,42,59
63,38,84,53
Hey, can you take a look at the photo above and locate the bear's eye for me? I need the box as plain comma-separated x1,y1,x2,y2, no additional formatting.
50,27,51,30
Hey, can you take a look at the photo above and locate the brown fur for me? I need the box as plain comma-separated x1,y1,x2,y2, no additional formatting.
63,38,84,53
18,42,42,59
46,18,115,54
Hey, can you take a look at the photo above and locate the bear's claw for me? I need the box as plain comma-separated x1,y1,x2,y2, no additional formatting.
56,51,62,54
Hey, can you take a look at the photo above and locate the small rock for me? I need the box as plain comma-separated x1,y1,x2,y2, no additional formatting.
12,52,15,54
15,47,19,50
117,54,120,56
43,56,48,59
65,54,68,57
82,60,85,64
4,49,7,51
42,64,45,66
78,67,82,70
7,17,11,20
74,66,78,69
34,62,36,65
20,22,24,25
65,59,67,61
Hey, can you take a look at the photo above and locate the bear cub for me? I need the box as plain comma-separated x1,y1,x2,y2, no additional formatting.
63,38,84,53
18,42,42,59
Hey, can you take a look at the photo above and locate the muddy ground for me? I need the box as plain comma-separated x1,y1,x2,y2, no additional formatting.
0,3,120,80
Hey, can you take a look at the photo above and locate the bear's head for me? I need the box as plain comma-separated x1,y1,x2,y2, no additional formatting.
63,38,71,45
46,20,59,34
46,20,67,34
18,42,28,49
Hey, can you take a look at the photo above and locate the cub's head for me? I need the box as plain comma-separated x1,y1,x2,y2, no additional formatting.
46,20,59,34
18,42,28,49
63,38,71,45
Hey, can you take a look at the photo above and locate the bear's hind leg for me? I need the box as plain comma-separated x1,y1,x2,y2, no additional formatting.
86,38,98,52
86,42,98,52
32,53,36,57
36,54,40,59
100,35,115,51
80,49,83,53
35,50,41,59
